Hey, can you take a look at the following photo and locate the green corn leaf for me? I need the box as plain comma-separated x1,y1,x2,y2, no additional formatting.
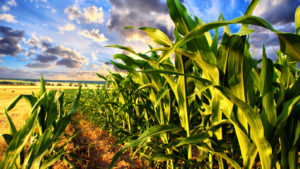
175,133,210,147
1,134,13,145
216,86,273,169
296,5,300,35
151,154,178,162
96,73,107,81
0,93,45,169
5,95,22,112
260,44,277,138
140,69,212,85
21,95,37,108
67,86,81,116
276,95,300,133
125,26,172,47
4,110,17,135
108,149,126,169
38,74,46,98
167,0,216,64
244,0,259,16
27,129,53,169
40,149,64,169
154,88,170,108
214,151,242,169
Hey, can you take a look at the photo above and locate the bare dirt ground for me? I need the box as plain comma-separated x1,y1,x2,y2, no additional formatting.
53,114,143,169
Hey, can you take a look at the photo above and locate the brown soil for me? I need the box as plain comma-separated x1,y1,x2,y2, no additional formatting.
53,114,144,169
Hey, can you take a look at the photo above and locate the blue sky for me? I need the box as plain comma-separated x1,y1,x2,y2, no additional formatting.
0,0,299,80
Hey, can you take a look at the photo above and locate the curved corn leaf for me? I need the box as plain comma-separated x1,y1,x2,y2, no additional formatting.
156,15,300,63
276,95,300,133
216,86,273,169
96,73,107,81
244,0,259,16
67,86,81,116
0,93,45,169
260,44,277,138
4,110,17,135
125,26,172,47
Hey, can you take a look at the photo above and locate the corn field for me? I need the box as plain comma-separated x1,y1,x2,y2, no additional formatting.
93,0,300,168
1,0,300,168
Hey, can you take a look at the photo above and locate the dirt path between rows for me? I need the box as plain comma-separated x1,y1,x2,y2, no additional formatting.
54,114,143,169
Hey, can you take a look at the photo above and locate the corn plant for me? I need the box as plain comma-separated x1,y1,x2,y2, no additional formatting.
86,0,300,168
0,75,81,169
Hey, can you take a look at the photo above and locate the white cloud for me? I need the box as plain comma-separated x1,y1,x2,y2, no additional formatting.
82,6,104,24
64,5,104,24
0,13,17,23
58,23,75,34
0,0,17,12
7,0,17,7
79,29,107,42
40,36,53,42
1,6,10,12
51,8,56,13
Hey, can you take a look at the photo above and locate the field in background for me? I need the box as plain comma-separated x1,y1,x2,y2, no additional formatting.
0,80,99,138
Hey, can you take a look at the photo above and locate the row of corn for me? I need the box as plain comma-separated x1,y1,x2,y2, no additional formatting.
0,75,81,168
90,0,299,168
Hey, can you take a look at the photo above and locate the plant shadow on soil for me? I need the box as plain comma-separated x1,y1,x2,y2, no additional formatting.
53,114,143,169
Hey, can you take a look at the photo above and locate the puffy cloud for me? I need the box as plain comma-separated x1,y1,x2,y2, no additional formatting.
25,34,88,69
0,13,17,23
1,6,10,12
36,53,58,63
107,0,174,41
7,0,17,6
0,0,17,12
45,45,87,68
64,5,104,24
51,9,56,13
26,34,52,51
0,26,24,56
79,29,107,42
253,0,299,24
58,23,75,34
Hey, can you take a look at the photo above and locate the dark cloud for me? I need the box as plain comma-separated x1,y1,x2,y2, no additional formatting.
26,62,52,68
107,0,174,41
255,0,300,24
45,45,87,68
0,26,24,56
36,53,58,63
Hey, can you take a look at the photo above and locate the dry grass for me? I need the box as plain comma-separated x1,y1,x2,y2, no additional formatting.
53,114,143,169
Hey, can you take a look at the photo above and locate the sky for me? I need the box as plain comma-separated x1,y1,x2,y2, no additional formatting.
0,0,299,81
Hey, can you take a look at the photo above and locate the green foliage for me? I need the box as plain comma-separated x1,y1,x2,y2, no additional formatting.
0,74,81,169
79,0,300,168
